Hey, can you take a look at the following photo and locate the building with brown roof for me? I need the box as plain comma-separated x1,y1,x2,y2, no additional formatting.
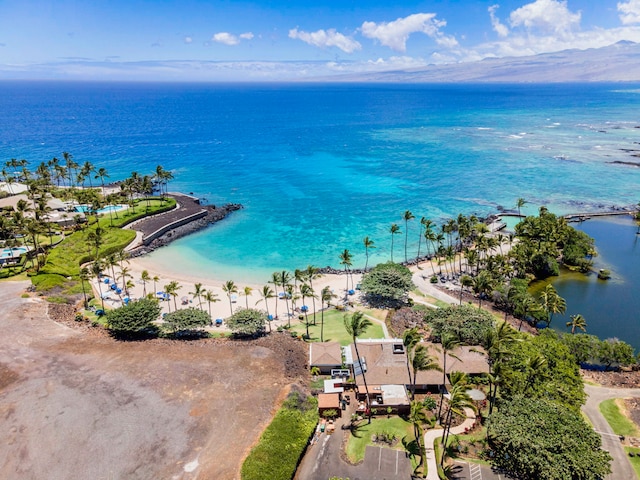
309,341,343,374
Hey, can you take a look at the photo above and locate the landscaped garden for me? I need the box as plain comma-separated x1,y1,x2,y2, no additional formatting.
288,307,385,345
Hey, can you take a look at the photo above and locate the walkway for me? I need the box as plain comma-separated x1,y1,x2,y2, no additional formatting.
583,384,640,480
424,407,476,480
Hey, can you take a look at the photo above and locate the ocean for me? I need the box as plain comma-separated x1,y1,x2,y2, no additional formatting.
1,81,639,285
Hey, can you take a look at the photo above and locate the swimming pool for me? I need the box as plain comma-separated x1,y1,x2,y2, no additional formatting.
75,204,127,215
0,246,28,260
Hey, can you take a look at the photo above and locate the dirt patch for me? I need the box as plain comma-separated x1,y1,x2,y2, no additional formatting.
625,398,640,430
0,281,309,480
582,369,640,389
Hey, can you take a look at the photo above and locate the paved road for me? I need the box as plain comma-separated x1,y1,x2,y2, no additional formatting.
582,384,640,480
295,409,412,480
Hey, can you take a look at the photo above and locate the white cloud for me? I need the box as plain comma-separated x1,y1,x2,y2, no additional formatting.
288,28,361,53
619,0,640,24
213,32,239,46
184,36,193,44
360,13,457,52
489,5,510,37
509,0,581,37
212,32,254,46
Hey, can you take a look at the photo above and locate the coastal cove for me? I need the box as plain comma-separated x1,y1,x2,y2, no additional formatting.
2,82,640,281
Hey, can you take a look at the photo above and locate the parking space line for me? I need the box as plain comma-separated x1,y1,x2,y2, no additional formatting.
470,463,482,480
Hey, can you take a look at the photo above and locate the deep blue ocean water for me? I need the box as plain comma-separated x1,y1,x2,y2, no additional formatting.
1,81,639,285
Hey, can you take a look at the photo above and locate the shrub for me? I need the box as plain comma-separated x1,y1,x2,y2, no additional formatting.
241,391,318,480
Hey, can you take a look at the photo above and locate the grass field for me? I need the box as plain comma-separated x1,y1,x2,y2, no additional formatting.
289,308,385,345
345,416,415,463
599,399,640,437
625,446,640,479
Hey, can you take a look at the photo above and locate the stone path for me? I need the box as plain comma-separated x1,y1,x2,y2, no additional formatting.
424,407,477,480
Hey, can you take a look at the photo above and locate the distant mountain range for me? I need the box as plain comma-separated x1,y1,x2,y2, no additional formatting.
331,41,640,83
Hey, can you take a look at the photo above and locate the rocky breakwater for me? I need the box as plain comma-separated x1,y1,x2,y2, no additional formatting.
128,193,242,257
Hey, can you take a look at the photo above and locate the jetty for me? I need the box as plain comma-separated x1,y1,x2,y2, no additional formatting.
127,193,242,256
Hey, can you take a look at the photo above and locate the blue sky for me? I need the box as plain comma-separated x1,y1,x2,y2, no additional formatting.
0,0,639,80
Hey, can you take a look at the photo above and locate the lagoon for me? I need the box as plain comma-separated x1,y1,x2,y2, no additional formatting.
547,216,640,351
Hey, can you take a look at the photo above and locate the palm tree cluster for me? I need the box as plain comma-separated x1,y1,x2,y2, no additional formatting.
1,155,173,277
261,266,324,334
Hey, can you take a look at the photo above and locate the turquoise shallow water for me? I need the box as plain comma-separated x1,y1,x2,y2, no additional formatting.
1,82,639,284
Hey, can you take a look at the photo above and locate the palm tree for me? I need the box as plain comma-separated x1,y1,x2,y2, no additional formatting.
305,265,321,325
152,275,160,294
164,280,181,312
344,311,373,423
256,285,275,331
300,283,314,338
408,400,429,473
471,270,493,309
241,285,253,309
91,259,106,311
459,274,473,305
403,210,415,263
516,197,528,220
440,382,476,467
389,223,400,263
566,313,587,334
203,290,220,323
270,272,281,320
190,282,205,310
278,270,292,320
320,286,336,342
436,333,461,422
222,280,238,316
94,167,109,195
363,236,376,271
416,217,427,264
140,270,151,297
538,283,566,328
79,266,90,309
411,345,442,399
338,249,353,295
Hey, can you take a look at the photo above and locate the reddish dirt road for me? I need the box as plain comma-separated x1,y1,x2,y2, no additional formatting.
0,281,307,480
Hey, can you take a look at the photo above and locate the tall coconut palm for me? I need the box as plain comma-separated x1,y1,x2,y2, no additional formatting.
79,266,90,309
300,283,314,338
471,270,493,309
242,286,253,309
538,283,566,328
403,210,415,263
203,290,220,323
338,249,353,295
91,259,105,311
436,333,461,422
164,280,181,312
190,282,205,310
94,167,109,195
278,270,292,320
256,285,275,331
440,382,476,466
305,265,321,325
140,270,150,297
416,217,427,264
320,286,336,342
411,344,442,399
363,236,376,272
152,275,160,294
566,313,587,334
270,272,281,320
516,197,528,220
408,400,429,473
222,280,238,316
344,311,373,423
389,223,400,263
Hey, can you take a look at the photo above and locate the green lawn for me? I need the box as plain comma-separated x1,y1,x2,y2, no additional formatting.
625,447,640,479
289,308,385,345
599,399,640,437
345,416,415,463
